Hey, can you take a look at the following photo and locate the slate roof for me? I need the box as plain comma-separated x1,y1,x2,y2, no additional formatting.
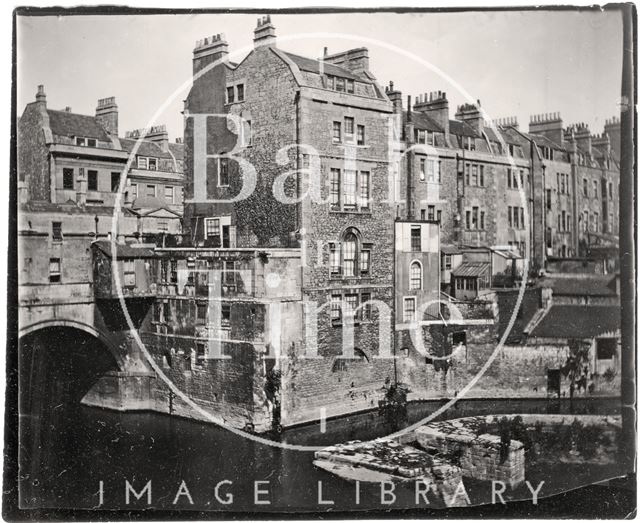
449,119,481,138
441,245,464,255
496,288,543,344
537,275,618,297
131,196,170,211
527,132,568,152
168,142,184,161
283,51,365,82
92,240,156,259
407,111,443,132
530,305,620,338
484,126,520,146
452,261,490,278
119,137,173,159
47,109,110,141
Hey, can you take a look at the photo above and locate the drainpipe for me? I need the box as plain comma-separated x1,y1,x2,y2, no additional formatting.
406,95,414,219
541,163,547,269
294,90,301,235
455,149,466,244
529,139,535,274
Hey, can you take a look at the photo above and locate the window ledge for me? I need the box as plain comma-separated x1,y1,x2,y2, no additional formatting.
329,209,372,215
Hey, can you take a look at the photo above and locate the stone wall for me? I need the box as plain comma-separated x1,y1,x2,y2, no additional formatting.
183,46,300,247
18,101,51,201
400,421,525,487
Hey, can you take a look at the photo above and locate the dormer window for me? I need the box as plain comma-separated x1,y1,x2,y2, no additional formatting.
75,137,96,147
327,75,355,94
136,156,157,170
346,80,354,94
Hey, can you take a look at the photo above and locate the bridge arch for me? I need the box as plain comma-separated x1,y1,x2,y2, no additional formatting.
19,319,125,370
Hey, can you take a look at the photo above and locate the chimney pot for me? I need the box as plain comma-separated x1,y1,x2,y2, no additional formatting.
254,14,276,48
35,84,46,104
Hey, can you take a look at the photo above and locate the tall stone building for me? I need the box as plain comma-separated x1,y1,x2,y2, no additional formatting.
137,16,441,431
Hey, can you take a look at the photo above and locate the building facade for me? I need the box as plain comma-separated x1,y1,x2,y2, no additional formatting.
17,17,622,433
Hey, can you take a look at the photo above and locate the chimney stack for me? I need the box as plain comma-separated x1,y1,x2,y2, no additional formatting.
385,81,403,114
570,122,592,157
95,96,118,136
254,15,276,48
455,100,484,134
35,84,46,105
145,125,169,152
528,112,563,147
592,132,611,157
64,106,72,113
494,116,519,131
323,47,370,75
603,115,621,158
193,33,229,75
414,90,450,142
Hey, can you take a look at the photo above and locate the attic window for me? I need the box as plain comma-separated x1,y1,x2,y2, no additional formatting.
75,137,96,147
346,80,354,94
148,158,157,171
327,75,354,93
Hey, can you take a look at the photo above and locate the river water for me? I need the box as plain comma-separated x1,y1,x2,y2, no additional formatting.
19,396,624,512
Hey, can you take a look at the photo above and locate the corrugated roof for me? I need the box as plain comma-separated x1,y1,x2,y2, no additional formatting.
493,249,521,260
530,305,620,338
119,137,173,159
93,240,156,259
47,109,110,141
537,275,618,297
452,262,490,278
283,51,365,82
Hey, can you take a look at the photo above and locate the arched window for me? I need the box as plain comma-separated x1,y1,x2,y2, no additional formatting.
342,232,357,276
330,228,371,278
410,261,422,290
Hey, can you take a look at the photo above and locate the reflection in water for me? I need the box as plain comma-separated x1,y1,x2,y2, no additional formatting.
20,394,623,511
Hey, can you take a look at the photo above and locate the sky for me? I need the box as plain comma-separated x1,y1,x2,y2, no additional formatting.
16,9,624,142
